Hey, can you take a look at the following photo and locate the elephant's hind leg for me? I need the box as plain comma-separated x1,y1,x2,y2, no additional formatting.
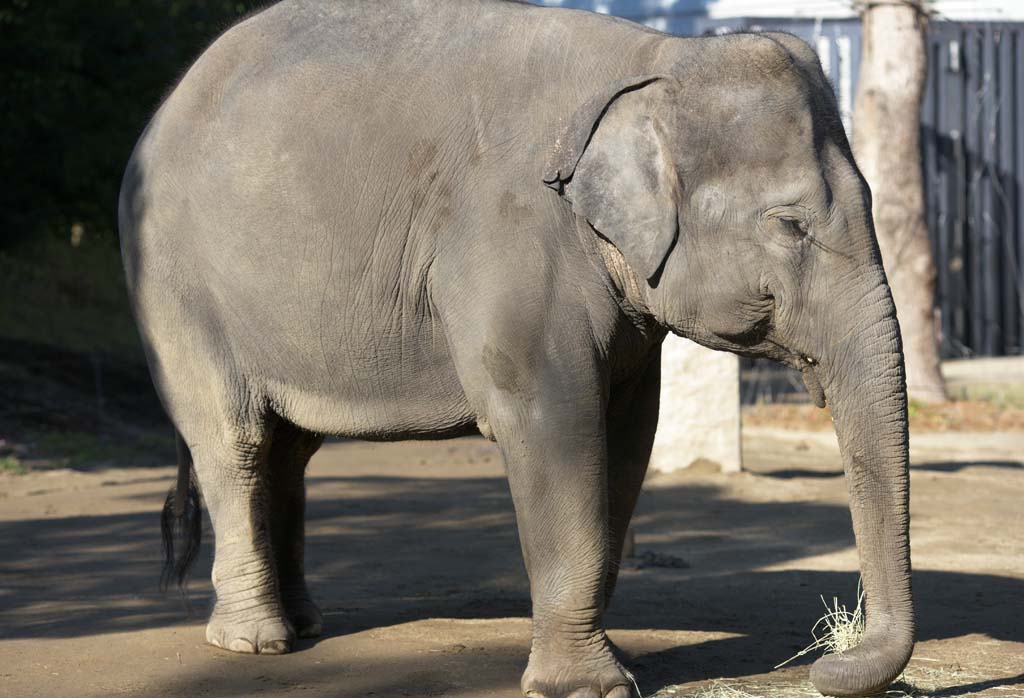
604,351,660,610
267,422,325,638
189,416,295,655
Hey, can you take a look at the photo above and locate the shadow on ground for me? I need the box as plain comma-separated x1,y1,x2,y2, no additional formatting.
761,459,1023,480
2,459,1022,696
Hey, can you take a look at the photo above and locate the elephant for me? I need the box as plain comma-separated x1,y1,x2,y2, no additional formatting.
118,1,915,696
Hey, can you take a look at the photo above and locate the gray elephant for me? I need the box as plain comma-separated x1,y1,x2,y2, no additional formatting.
119,1,914,696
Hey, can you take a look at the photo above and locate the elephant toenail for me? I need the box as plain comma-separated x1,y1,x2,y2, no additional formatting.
228,638,256,653
606,686,635,698
260,639,291,654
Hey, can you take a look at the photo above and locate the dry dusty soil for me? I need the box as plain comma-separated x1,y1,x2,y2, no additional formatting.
1,429,1022,698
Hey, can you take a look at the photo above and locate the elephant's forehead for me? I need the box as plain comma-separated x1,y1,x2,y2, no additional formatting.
679,103,816,182
686,159,833,225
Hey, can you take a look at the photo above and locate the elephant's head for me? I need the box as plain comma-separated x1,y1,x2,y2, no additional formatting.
545,33,913,697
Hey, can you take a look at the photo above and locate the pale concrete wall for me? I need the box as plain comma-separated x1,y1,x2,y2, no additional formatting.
649,335,741,474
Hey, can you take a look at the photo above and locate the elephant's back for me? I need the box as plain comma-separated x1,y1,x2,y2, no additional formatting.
121,0,670,254
124,0,669,186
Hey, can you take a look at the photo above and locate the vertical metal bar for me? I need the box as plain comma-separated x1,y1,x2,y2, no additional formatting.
937,27,948,353
966,27,984,355
948,28,968,355
930,28,951,355
972,26,987,353
922,31,938,262
981,27,998,355
921,28,938,345
998,29,1019,354
1016,29,1024,353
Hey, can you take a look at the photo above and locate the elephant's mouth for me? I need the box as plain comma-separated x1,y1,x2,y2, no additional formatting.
761,337,827,408
713,316,828,408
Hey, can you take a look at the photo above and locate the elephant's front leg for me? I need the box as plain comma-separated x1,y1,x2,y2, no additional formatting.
494,401,635,698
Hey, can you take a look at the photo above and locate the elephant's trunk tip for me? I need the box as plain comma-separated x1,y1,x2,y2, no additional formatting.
809,630,914,696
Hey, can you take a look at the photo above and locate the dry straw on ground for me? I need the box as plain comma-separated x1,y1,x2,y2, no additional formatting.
775,585,866,670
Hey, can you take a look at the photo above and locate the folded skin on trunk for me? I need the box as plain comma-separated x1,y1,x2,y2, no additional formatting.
809,281,915,697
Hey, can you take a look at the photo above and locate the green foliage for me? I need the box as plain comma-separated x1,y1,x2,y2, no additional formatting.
0,454,27,475
906,399,922,420
33,428,174,469
0,237,141,358
0,0,265,248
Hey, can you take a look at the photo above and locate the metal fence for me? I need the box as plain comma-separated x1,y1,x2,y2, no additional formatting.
920,23,1024,358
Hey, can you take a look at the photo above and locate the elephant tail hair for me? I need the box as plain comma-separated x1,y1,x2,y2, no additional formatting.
160,431,202,594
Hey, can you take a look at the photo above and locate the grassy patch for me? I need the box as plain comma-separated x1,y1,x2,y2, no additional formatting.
29,429,174,470
0,454,27,475
0,238,142,362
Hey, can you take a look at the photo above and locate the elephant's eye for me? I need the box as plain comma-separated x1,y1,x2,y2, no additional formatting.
776,216,808,239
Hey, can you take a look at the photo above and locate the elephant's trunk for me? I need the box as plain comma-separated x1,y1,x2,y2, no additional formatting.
808,277,915,697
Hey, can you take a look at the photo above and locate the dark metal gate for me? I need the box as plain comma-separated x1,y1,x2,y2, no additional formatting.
921,23,1024,358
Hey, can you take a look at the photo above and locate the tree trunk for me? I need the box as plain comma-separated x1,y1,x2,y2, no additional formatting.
852,1,948,402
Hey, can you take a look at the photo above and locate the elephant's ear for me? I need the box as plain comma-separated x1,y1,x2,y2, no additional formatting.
544,75,681,282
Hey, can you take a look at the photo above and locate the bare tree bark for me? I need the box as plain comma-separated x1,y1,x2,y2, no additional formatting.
853,0,948,402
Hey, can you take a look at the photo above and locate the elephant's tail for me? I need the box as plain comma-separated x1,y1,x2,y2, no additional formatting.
160,431,202,593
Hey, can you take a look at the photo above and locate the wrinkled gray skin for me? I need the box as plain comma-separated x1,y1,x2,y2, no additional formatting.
119,1,914,696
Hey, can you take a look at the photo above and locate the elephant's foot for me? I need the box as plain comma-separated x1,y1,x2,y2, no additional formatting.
206,605,295,655
521,638,638,698
282,589,323,638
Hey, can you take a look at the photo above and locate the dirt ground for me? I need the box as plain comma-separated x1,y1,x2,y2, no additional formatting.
1,428,1022,698
742,401,1024,433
